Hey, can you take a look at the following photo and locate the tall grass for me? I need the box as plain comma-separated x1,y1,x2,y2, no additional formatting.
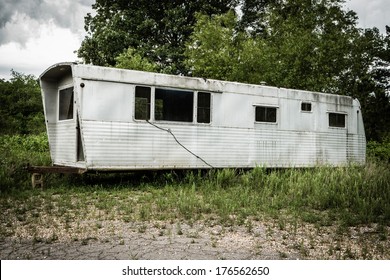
0,133,51,190
1,133,389,226
142,164,390,226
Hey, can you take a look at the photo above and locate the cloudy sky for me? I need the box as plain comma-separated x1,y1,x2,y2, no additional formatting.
0,0,389,80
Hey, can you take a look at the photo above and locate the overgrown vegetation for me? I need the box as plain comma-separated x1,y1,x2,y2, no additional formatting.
1,134,389,228
0,133,51,190
1,0,389,259
0,71,45,135
1,134,389,259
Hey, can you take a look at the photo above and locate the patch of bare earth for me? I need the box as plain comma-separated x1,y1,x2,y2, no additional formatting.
1,214,389,260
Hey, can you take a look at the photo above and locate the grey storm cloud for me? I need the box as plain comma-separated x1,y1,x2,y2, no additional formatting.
0,0,94,45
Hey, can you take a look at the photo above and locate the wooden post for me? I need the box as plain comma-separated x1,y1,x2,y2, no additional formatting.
31,173,44,188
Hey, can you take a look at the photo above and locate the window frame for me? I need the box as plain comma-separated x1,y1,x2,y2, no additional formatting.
154,87,194,123
196,91,211,124
301,102,312,113
133,85,214,125
58,85,74,121
254,105,278,124
134,86,151,121
328,112,347,128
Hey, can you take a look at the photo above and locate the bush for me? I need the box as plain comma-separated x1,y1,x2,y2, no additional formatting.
0,133,51,191
367,138,390,163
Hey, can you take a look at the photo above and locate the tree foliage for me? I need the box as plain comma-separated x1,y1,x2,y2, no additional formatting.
0,71,45,135
77,0,388,141
78,0,236,74
115,48,159,72
185,0,390,141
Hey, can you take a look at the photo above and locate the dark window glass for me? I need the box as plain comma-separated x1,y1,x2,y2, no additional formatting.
59,87,74,120
135,86,151,120
301,102,312,112
155,88,193,122
329,113,346,128
197,92,211,123
255,106,277,123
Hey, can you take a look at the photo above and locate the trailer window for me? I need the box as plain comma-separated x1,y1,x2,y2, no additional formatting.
301,102,312,112
197,92,211,123
255,106,277,123
329,113,346,128
59,87,74,120
135,86,151,120
155,88,193,122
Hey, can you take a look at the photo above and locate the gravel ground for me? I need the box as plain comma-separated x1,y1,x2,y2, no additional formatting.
1,218,389,260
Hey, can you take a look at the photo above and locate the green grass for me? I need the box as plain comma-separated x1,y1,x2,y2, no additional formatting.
1,162,389,230
1,133,390,233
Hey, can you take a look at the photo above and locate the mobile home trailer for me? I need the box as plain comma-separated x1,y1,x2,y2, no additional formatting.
39,62,366,171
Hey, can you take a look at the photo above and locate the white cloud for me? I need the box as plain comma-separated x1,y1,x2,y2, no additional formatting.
0,0,93,80
0,0,93,44
0,22,81,79
345,0,390,32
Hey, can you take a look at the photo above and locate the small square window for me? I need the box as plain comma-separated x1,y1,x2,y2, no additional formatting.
301,102,312,112
255,106,277,123
329,113,346,128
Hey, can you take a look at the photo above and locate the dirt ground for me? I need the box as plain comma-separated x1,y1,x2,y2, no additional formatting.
1,218,389,260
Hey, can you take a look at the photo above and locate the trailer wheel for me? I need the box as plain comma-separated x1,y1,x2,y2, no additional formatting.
31,173,44,188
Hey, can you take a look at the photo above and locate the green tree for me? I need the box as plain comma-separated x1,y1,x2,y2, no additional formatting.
185,1,389,141
355,27,390,141
185,11,242,80
115,48,158,72
0,71,44,135
237,0,276,35
253,0,365,92
78,0,235,74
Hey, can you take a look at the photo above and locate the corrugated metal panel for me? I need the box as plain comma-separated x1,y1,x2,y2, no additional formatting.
47,122,76,165
347,133,366,164
82,121,255,169
81,120,363,170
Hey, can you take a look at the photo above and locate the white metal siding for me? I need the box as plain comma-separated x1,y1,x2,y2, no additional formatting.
81,120,362,169
48,122,76,165
40,63,366,170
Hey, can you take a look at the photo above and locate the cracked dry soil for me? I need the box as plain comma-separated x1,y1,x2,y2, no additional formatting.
1,218,389,260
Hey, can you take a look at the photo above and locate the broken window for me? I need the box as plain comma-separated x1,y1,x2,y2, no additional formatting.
59,87,74,120
197,92,211,123
329,113,346,128
155,88,193,122
255,106,277,123
135,86,151,120
301,102,312,112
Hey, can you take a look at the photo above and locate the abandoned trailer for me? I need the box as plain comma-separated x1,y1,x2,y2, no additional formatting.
38,62,365,172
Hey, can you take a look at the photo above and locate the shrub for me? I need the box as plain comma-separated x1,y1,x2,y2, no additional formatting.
0,133,51,191
367,139,390,163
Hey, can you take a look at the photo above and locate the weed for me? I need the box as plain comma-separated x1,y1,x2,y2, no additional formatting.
361,244,372,259
187,230,200,239
138,224,147,233
176,223,183,235
343,247,356,259
279,251,288,259
376,223,388,241
245,220,253,233
211,237,217,248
